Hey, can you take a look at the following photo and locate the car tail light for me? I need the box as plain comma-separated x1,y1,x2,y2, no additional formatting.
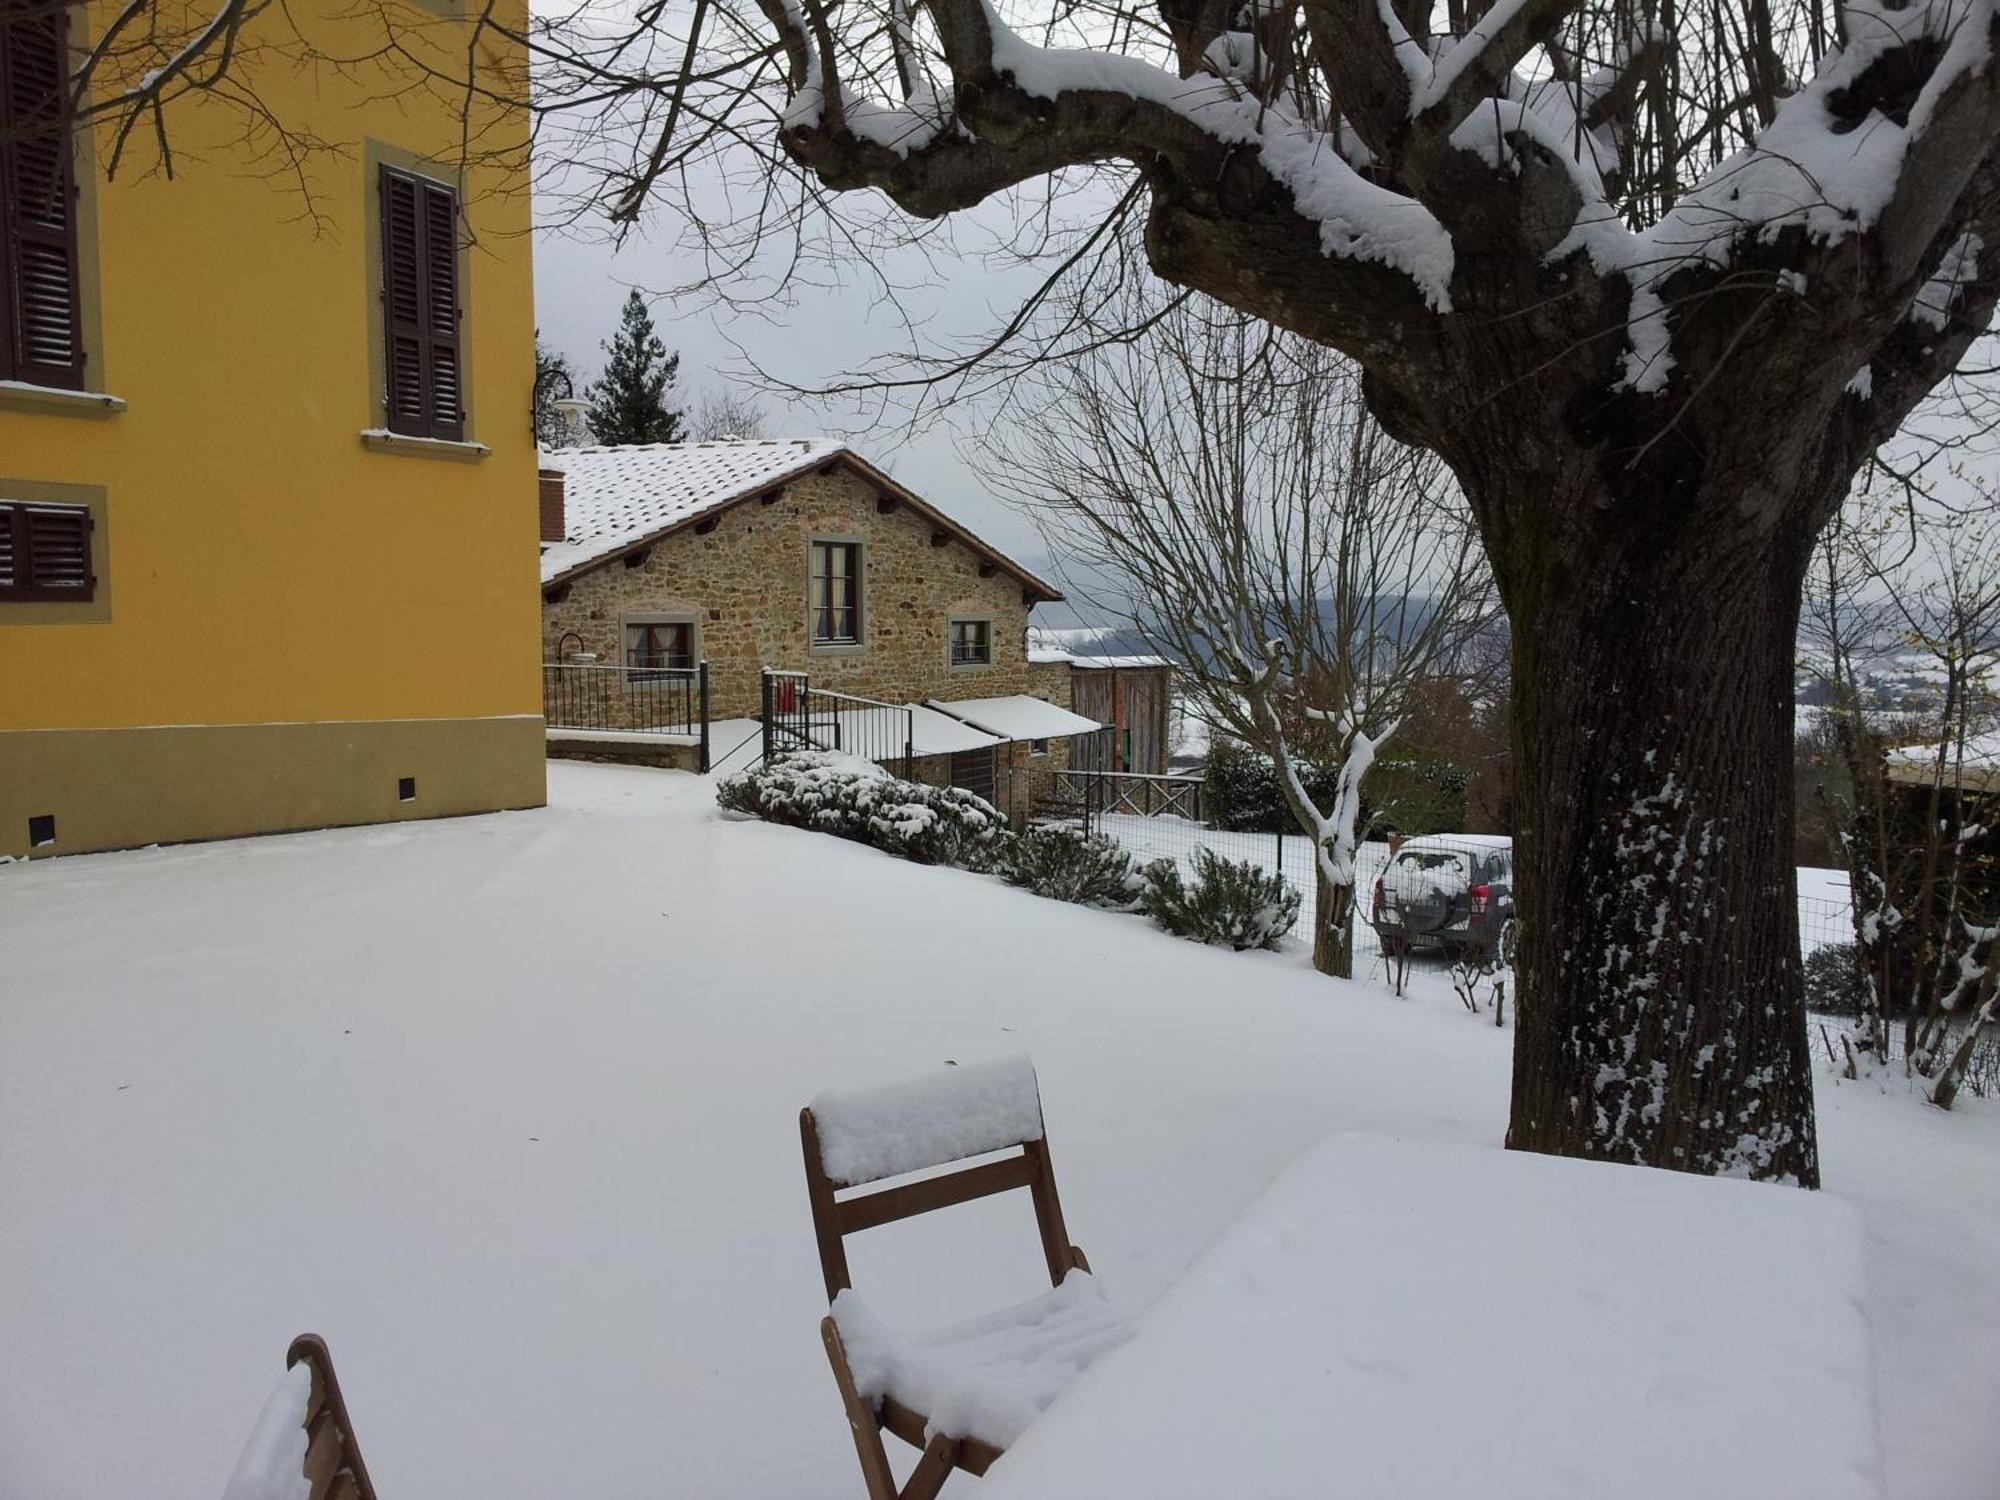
1469,884,1490,918
1372,878,1384,915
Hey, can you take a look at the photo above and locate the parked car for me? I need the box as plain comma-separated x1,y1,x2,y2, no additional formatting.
1370,835,1515,960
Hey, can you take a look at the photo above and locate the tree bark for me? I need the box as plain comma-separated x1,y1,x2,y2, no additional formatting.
1314,868,1355,979
1494,472,1826,1187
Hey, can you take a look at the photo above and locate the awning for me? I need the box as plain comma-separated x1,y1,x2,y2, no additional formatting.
926,695,1106,743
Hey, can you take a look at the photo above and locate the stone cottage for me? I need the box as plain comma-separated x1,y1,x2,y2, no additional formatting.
538,439,1103,811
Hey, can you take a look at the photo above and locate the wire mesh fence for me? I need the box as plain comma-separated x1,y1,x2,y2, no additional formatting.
1072,803,1862,966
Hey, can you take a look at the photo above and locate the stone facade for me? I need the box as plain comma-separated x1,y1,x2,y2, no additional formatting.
542,467,1037,721
1009,656,1082,818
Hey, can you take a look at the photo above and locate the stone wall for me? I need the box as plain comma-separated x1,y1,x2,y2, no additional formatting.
542,467,1035,721
1008,655,1081,820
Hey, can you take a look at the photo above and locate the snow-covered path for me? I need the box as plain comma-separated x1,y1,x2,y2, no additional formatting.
1,764,1993,1499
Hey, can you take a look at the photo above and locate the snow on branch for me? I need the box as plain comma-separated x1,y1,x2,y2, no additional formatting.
1909,230,1984,329
1409,0,1574,128
1547,0,2000,393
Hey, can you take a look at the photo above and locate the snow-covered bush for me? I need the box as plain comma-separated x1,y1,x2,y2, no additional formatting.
1140,848,1300,951
996,827,1143,908
716,751,1008,867
1803,942,1866,1017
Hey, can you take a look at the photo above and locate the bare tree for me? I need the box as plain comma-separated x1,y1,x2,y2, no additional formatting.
71,0,2000,1181
689,385,773,440
992,298,1492,978
1803,480,2000,1102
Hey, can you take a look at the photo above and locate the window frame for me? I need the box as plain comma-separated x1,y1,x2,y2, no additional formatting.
621,612,700,684
809,537,865,650
948,614,995,670
371,154,469,443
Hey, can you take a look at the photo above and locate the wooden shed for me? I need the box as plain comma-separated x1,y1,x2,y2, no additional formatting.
1068,657,1174,776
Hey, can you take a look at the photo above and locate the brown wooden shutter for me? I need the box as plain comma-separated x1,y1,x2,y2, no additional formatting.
378,164,463,440
0,0,85,389
0,500,94,601
420,177,462,440
379,167,427,435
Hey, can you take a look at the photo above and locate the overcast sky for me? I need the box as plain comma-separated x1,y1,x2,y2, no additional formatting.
532,216,1056,560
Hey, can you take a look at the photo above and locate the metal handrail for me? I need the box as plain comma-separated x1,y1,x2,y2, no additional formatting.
761,669,916,775
544,659,711,770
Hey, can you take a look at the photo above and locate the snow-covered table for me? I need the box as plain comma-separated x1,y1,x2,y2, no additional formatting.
978,1134,1882,1500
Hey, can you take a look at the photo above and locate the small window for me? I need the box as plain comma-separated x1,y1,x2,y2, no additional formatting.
812,541,861,644
950,617,992,667
625,620,694,680
1030,738,1050,757
0,501,93,601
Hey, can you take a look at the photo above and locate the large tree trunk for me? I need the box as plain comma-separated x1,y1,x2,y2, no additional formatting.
1495,473,1826,1187
1314,868,1354,978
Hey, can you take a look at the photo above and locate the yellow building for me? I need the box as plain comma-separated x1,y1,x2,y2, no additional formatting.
0,0,546,858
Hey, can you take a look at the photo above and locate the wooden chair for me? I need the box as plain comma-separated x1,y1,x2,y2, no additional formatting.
801,1057,1121,1500
287,1335,379,1500
225,1334,379,1500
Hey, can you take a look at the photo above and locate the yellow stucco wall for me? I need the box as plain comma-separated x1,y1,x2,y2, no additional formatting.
0,0,545,853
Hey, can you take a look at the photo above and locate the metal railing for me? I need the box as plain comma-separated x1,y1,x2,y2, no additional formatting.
761,669,916,776
543,659,711,772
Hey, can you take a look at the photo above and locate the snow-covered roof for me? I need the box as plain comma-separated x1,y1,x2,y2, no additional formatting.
538,439,843,584
538,440,1062,602
1027,648,1075,665
1392,833,1513,852
1070,654,1174,670
928,695,1105,741
1884,731,2000,794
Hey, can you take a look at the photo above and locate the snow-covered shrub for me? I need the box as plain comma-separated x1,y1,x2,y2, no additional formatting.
996,827,1143,908
1140,848,1300,951
1803,942,1866,1016
716,751,1008,867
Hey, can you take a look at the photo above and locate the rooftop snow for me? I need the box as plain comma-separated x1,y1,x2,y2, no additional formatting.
927,696,1105,742
537,440,1061,601
538,439,845,585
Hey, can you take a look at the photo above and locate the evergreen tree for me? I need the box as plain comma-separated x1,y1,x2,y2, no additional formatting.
584,291,685,445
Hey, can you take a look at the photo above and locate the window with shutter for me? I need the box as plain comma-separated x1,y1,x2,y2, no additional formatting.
0,0,85,389
0,500,93,601
378,163,464,440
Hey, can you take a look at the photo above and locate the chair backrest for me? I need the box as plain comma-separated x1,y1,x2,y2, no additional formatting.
800,1055,1079,1301
288,1334,379,1500
223,1335,378,1500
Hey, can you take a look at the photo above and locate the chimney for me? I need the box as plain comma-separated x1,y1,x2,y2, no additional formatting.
538,468,566,544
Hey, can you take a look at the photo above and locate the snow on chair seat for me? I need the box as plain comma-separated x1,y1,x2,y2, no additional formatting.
830,1271,1130,1451
802,1056,1118,1500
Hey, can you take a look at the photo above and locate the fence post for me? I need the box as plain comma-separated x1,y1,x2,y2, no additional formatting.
1275,827,1284,879
698,661,712,774
760,670,773,764
903,710,915,780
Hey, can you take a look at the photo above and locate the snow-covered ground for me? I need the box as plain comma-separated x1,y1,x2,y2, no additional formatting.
2,764,1994,1499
